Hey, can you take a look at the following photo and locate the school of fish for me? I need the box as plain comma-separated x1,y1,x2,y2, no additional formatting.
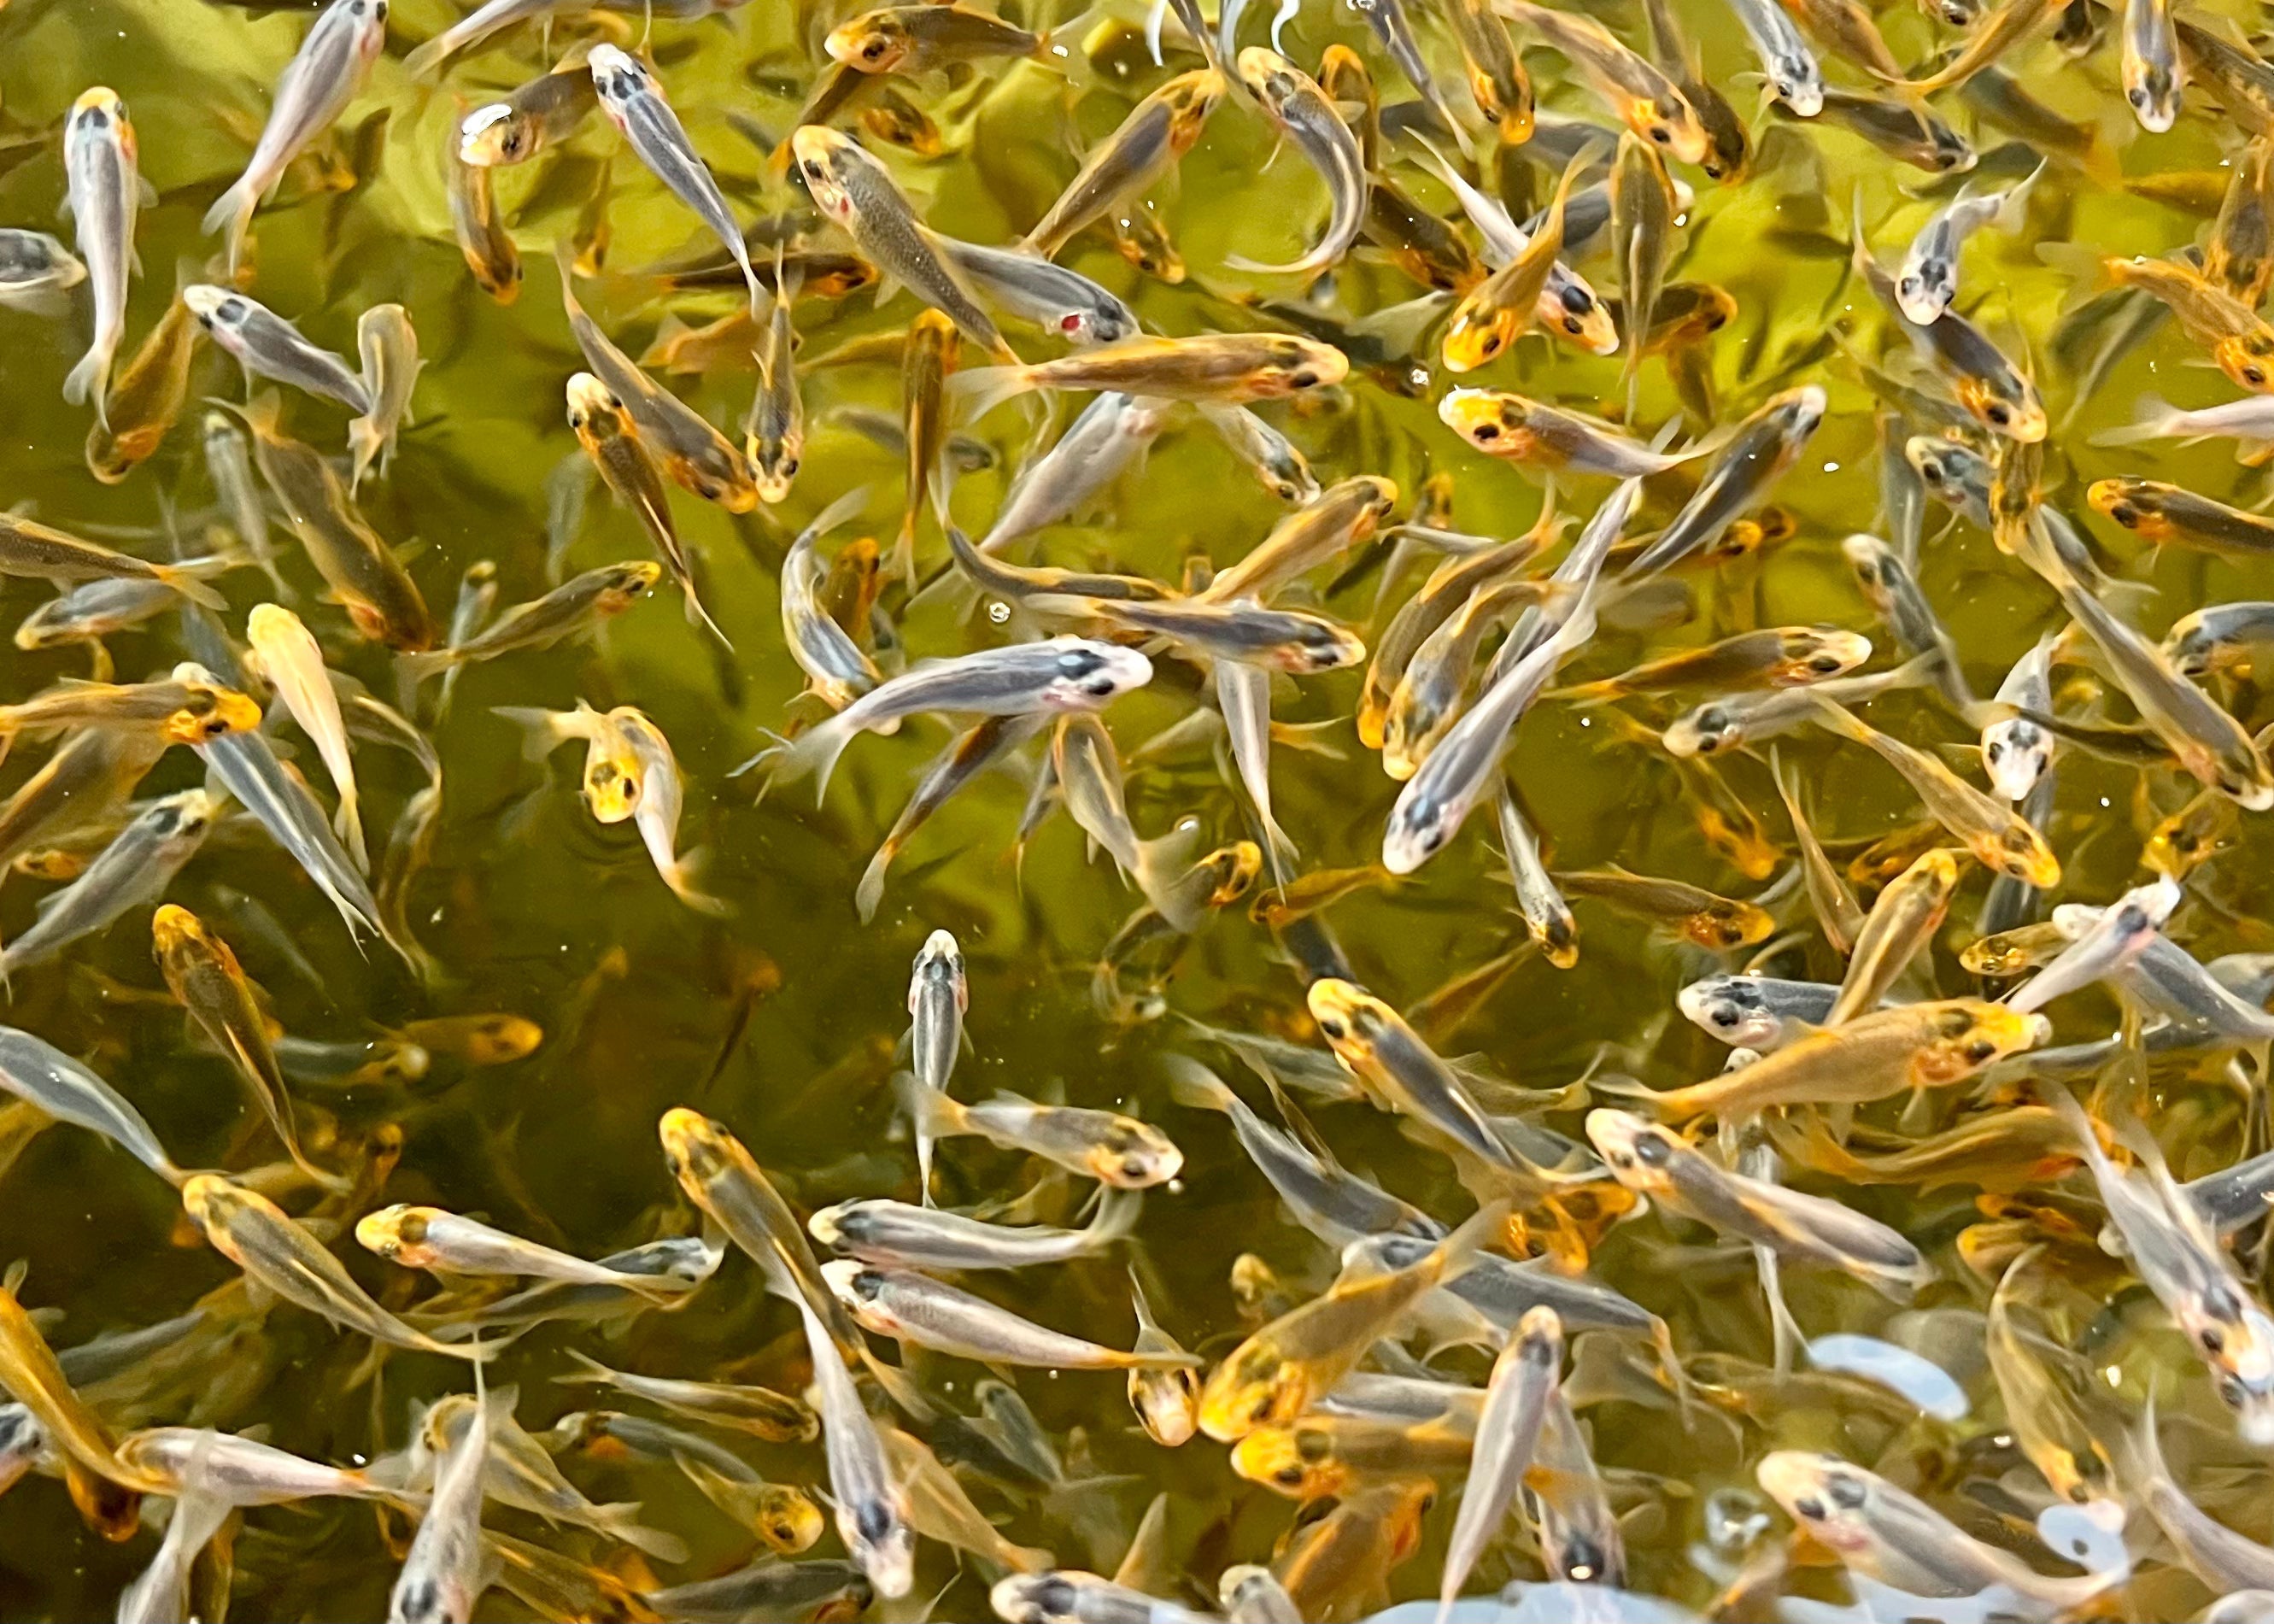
7,0,2274,1615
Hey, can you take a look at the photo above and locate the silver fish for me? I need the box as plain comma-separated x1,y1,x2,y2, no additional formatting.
1230,49,1366,277
1721,0,1823,114
824,1260,1199,1370
349,302,419,492
1982,633,2056,799
788,1290,915,1598
184,286,372,416
1896,161,2043,323
2007,876,2179,1012
0,1026,182,1183
202,0,389,273
1622,386,1826,577
0,230,85,316
937,239,1140,348
1678,974,1840,1049
62,88,146,425
1843,531,1973,710
976,394,1171,554
0,789,218,983
1438,1305,1562,1622
811,1189,1139,1269
755,637,1153,797
387,1384,489,1624
202,411,289,596
589,46,763,318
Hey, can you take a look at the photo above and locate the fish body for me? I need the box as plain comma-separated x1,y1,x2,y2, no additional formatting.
590,46,762,316
63,89,146,425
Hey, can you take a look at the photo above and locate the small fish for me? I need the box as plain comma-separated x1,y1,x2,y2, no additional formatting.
118,1427,404,1506
1621,387,1826,575
589,46,763,317
2165,601,2274,678
827,3,1052,73
181,1175,495,1360
62,89,147,425
215,393,433,648
566,371,728,644
152,903,340,1190
2089,254,2274,395
1816,87,1974,173
1020,70,1225,259
787,1288,916,1598
1610,997,2048,1120
1230,49,1367,277
0,1026,183,1184
973,393,1170,552
936,239,1140,349
1031,593,1363,674
0,671,257,755
1497,0,1708,161
388,1383,489,1624
791,125,1015,359
1201,405,1321,505
1442,150,1591,372
2121,0,2183,128
202,0,388,271
0,1270,167,1510
1755,1451,2116,1607
1812,699,2061,883
1562,625,1871,701
993,1572,1216,1624
812,1187,1137,1271
13,577,179,653
358,1205,684,1299
348,304,419,492
558,254,758,512
555,1351,814,1442
894,311,957,578
782,490,882,710
608,706,724,914
203,411,288,595
1897,162,2043,325
1825,847,1957,1024
1556,866,1776,950
1663,652,1939,756
2007,876,2179,1012
1127,1273,1202,1448
2089,478,2274,556
2094,391,2274,455
0,789,220,984
1902,0,2067,94
1307,978,1523,1170
1436,1305,1561,1623
952,332,1349,419
184,287,368,418
909,1084,1183,1188
246,602,363,869
756,637,1153,797
399,561,658,683
1199,1201,1503,1439
1439,388,1697,477
1382,483,1626,873
457,50,597,167
824,1259,1195,1370
85,288,202,484
444,138,522,302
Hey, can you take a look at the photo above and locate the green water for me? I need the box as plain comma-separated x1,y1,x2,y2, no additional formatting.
0,0,2272,1616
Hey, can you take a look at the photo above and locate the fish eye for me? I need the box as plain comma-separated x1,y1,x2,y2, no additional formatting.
1289,370,1320,389
1964,1039,1996,1062
863,38,888,57
802,159,827,180
1985,405,2010,426
1472,424,1500,443
1793,1496,1825,1521
1316,1015,1347,1041
1275,1465,1304,1487
1649,126,1671,144
1985,741,2003,763
856,1498,897,1544
2202,1326,2228,1354
1826,1474,1867,1510
1632,1134,1671,1167
2248,367,2268,387
1562,316,1583,334
1561,284,1593,315
1808,654,1842,673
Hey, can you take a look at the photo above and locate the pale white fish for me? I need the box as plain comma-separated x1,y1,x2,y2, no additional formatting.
0,1027,183,1182
62,88,149,426
1896,161,2043,325
349,303,420,492
184,286,372,415
809,1187,1139,1269
202,0,390,273
0,790,220,985
823,1259,1204,1369
788,1288,916,1598
245,603,363,873
589,45,765,317
2007,876,2180,1013
906,926,965,1203
1438,1304,1562,1624
1982,633,2055,800
356,1204,687,1298
202,412,290,596
1216,659,1296,876
387,1380,490,1624
609,706,727,915
119,1428,412,1505
0,229,85,316
114,1441,232,1624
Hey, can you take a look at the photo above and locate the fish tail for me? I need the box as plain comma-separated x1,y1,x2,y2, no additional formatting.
396,648,457,690
1162,1052,1235,1114
403,32,454,79
1089,1185,1144,1247
662,847,732,917
1585,1070,1680,1119
492,706,576,763
154,564,227,611
199,180,255,278
947,362,1036,424
896,1066,966,1139
335,790,368,878
598,1503,690,1564
346,415,381,496
1430,1197,1512,1286
2089,393,2182,448
63,338,114,426
682,577,735,650
854,838,897,923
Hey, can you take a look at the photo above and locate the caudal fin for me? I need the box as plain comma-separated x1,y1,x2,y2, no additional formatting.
63,340,114,427
155,564,228,612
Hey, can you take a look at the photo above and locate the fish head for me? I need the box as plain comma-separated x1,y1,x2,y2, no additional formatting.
171,681,264,746
457,102,536,167
1980,716,2051,801
67,87,134,163
806,1200,855,1250
1907,435,1988,508
181,284,253,341
2213,332,2274,396
1677,976,1783,1048
1250,336,1351,397
990,1574,1083,1624
149,901,210,960
789,125,864,226
1163,67,1229,149
819,1258,894,1328
1438,388,1541,460
1199,1337,1304,1439
578,737,644,824
825,9,917,73
1622,92,1708,166
437,1014,543,1065
1233,1425,1345,1500
751,1483,824,1552
1440,290,1527,372
563,370,624,443
1235,45,1303,108
1280,617,1367,673
1914,1001,2051,1086
1584,1109,1682,1197
859,97,945,156
850,1492,916,1598
1768,54,1824,119
1689,901,1776,950
752,431,801,503
2084,477,2173,542
1896,257,1955,326
1083,1115,1184,1188
1546,269,1620,355
1305,978,1389,1069
1130,1363,1202,1446
657,1106,747,1193
2161,613,2223,679
1110,208,1187,283
587,44,659,114
1956,372,2048,443
2125,56,2182,134
352,1204,425,1263
2144,796,2238,877
1778,624,1875,685
910,929,968,1014
1039,638,1154,710
1756,1451,1881,1557
665,441,762,513
596,561,665,613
